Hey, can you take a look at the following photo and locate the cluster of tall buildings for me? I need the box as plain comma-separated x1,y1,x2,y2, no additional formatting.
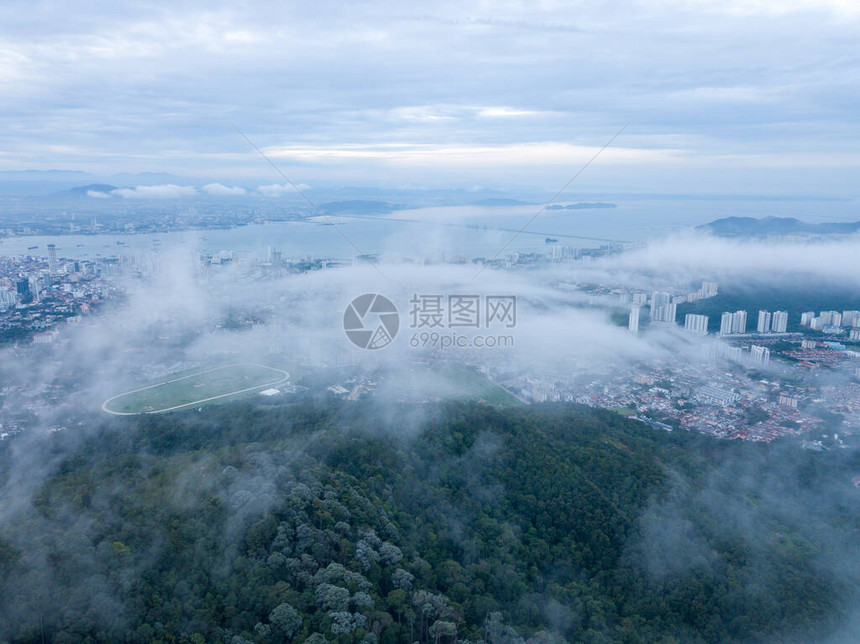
684,313,709,335
679,281,718,303
709,343,770,365
751,345,770,365
720,310,748,336
801,310,860,334
649,291,677,324
624,282,719,335
0,278,35,309
720,310,787,336
699,281,719,299
683,309,788,337
0,286,17,309
756,310,788,334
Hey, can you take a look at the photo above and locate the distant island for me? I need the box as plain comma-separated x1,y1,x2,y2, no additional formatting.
547,202,617,210
699,216,860,238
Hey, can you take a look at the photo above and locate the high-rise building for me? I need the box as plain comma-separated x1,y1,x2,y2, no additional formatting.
664,301,677,324
47,243,58,274
800,311,815,326
850,328,860,342
685,314,709,335
650,291,671,320
731,310,747,334
819,311,841,327
842,311,859,327
15,278,32,305
648,291,677,324
757,311,771,334
721,310,747,335
751,345,770,365
771,311,788,333
628,305,640,334
0,287,15,310
701,281,719,297
720,312,733,336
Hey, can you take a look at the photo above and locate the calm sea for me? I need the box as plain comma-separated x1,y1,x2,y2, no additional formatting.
1,198,855,262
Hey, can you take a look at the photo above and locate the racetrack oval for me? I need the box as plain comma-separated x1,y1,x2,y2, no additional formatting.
101,363,290,415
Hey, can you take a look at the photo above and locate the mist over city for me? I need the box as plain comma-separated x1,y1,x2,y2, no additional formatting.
1,1,859,643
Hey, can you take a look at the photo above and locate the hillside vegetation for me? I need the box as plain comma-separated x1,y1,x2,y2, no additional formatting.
1,401,858,643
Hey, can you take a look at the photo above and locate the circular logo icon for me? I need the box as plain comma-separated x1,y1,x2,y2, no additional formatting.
343,293,400,350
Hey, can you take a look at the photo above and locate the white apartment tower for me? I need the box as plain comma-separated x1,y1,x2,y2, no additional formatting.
732,310,747,334
685,314,709,335
720,312,733,336
771,310,788,333
751,345,770,365
650,291,671,321
757,310,771,334
701,281,718,297
720,310,747,335
628,305,640,334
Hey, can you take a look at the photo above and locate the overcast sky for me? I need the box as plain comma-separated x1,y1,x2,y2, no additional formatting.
0,0,857,194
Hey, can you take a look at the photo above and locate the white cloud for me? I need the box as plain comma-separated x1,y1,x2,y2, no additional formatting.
258,183,310,197
201,182,246,196
477,106,542,118
669,0,860,18
0,0,857,192
587,232,860,288
86,190,110,198
111,184,197,199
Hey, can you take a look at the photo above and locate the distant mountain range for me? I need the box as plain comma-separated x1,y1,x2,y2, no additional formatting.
699,216,860,237
0,170,187,196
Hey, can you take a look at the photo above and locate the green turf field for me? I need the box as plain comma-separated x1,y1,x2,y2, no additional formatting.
102,363,289,415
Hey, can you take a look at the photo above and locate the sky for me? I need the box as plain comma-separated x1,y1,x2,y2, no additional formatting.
0,0,858,195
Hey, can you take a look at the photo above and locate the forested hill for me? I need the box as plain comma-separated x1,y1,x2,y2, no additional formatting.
1,401,859,643
698,216,860,238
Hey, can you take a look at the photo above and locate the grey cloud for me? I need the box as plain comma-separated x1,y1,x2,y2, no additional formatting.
0,1,856,194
